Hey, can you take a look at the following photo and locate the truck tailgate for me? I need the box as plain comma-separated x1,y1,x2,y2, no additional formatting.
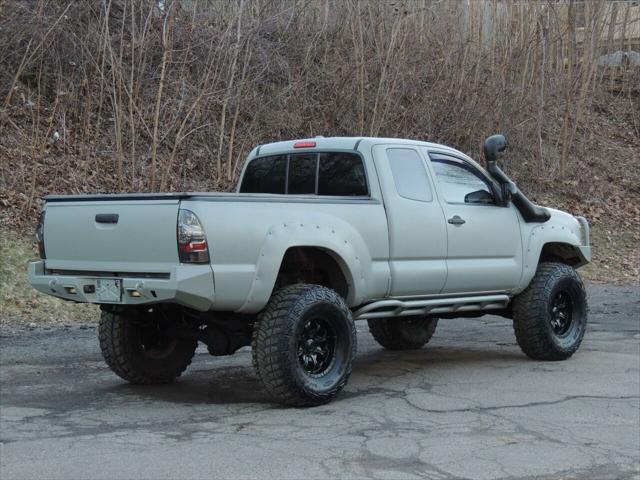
43,200,180,273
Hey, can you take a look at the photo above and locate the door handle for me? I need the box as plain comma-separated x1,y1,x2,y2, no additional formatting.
95,213,119,224
448,215,466,225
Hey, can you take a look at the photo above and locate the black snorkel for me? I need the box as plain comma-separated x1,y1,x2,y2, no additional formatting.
484,134,550,223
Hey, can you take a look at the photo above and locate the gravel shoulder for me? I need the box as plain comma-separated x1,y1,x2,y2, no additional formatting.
0,284,638,480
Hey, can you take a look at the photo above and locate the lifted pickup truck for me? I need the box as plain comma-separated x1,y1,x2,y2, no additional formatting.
28,135,591,406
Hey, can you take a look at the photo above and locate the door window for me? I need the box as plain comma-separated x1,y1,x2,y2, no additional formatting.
430,157,496,205
387,148,433,202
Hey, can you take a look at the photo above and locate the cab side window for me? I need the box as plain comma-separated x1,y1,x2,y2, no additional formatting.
387,148,433,202
430,156,496,205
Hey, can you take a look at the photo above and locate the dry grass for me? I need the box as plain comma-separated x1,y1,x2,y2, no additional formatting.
580,222,640,285
0,229,97,328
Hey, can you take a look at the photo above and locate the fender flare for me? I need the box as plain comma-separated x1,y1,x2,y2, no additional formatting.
517,221,588,292
237,221,367,313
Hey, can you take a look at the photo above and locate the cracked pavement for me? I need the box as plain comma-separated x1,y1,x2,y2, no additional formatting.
1,284,638,479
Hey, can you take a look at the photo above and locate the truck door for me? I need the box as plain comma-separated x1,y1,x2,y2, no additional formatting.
425,151,523,293
372,145,447,296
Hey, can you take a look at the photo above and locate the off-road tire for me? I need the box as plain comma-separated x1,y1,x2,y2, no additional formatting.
368,316,438,350
98,310,197,384
513,262,587,361
251,284,357,407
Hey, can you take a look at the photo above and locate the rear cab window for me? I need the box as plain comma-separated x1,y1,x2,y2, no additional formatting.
239,155,287,194
240,152,368,196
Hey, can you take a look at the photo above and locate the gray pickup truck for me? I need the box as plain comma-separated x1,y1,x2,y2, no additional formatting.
28,135,590,406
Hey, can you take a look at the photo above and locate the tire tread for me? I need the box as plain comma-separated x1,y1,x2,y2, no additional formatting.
368,317,438,350
512,262,587,361
98,310,196,384
252,284,356,407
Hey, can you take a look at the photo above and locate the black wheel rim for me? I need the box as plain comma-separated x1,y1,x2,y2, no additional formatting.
549,291,574,336
297,318,336,376
139,321,177,359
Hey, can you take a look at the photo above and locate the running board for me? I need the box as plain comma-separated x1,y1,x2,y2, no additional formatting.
353,294,510,320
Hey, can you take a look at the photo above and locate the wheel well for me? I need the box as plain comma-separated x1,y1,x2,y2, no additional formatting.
539,242,582,266
275,247,349,299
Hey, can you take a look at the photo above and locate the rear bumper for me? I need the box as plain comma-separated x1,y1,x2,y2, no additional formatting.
27,261,215,311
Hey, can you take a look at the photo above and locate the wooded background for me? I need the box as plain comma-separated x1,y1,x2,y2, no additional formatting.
1,0,638,280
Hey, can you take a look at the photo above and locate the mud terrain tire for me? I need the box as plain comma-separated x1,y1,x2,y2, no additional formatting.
99,310,197,384
252,284,357,407
513,262,587,361
368,317,438,350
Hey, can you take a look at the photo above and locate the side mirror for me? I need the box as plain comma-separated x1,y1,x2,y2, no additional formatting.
483,134,507,163
464,189,495,205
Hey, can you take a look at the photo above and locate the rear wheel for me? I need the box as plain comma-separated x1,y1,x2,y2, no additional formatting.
98,309,197,384
513,262,587,360
252,284,357,407
368,316,438,350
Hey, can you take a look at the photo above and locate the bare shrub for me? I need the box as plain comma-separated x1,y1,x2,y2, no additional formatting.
0,0,638,229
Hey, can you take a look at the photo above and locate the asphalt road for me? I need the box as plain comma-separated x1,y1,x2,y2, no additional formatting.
1,284,638,480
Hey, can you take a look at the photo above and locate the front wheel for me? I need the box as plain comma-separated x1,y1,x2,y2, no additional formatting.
251,284,357,407
98,309,197,384
513,262,587,361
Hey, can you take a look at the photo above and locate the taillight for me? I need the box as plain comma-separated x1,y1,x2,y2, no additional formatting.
35,210,46,259
177,209,210,264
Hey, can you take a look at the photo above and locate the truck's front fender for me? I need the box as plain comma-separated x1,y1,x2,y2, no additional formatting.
516,213,590,293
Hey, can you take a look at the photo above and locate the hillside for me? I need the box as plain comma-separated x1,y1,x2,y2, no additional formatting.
1,1,639,307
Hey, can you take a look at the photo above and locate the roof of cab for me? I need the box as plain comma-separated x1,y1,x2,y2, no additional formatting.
248,136,479,167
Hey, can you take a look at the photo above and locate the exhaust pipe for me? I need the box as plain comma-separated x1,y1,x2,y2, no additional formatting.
484,134,550,223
